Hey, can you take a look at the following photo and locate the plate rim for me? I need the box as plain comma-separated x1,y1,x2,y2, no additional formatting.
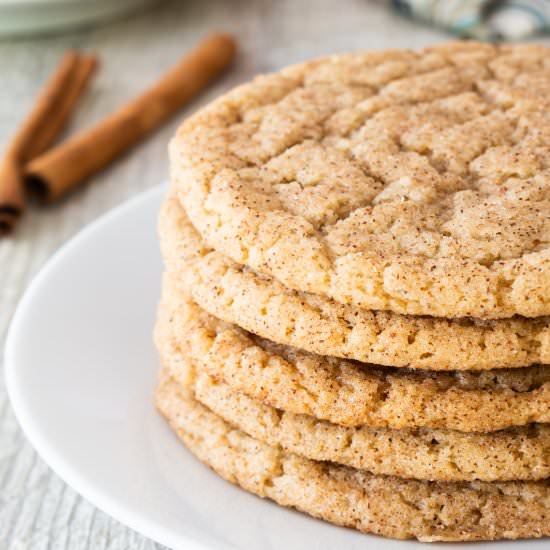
3,183,231,550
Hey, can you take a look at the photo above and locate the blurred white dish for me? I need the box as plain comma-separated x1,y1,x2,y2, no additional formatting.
4,184,548,550
0,0,158,38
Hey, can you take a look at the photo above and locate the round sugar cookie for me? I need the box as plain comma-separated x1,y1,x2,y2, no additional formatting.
156,287,550,433
154,316,550,483
156,374,550,542
170,42,550,319
159,193,550,371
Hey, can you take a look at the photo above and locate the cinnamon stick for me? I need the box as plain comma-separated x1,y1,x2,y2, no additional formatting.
25,33,237,203
28,55,98,159
0,51,97,234
0,158,24,235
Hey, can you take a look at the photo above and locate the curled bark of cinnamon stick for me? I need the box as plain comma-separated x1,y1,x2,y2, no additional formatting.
0,52,78,234
0,158,24,235
25,33,237,203
0,51,97,234
28,55,98,159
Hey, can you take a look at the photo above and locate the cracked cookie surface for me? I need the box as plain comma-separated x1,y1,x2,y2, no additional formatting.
160,193,550,370
171,42,550,319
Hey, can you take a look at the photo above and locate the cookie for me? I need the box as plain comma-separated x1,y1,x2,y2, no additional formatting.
159,193,550,370
154,318,550,483
155,309,550,482
157,287,550,432
156,374,550,542
170,42,550,319
192,369,550,483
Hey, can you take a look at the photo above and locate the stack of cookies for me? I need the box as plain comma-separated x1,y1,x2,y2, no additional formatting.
155,42,550,542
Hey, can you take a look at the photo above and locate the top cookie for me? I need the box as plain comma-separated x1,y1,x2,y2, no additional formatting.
171,42,550,319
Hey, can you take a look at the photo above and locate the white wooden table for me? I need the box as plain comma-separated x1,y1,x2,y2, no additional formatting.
0,2,542,548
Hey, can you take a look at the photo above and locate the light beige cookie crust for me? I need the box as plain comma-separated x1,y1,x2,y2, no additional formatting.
160,193,550,370
154,316,550,483
192,370,550,483
170,42,550,319
155,307,550,482
158,284,550,432
156,375,550,542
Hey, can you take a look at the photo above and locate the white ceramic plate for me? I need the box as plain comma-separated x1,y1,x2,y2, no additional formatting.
4,185,546,550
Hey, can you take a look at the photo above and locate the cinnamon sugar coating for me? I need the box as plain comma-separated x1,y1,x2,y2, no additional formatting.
171,43,550,319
